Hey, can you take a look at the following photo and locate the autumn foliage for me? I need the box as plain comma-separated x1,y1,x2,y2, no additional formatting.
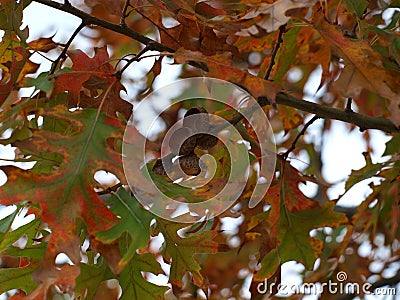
0,0,399,299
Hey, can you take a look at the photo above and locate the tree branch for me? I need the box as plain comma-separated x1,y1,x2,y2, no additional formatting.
120,0,131,27
274,93,399,133
31,0,400,134
32,0,172,53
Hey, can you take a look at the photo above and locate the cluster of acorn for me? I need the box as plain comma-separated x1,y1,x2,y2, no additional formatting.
152,107,219,176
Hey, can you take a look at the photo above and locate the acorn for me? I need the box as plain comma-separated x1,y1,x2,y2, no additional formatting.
183,107,209,132
179,153,201,176
152,156,173,176
196,133,219,150
168,127,197,156
152,158,167,175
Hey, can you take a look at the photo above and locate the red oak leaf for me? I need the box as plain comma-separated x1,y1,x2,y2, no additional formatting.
53,47,132,119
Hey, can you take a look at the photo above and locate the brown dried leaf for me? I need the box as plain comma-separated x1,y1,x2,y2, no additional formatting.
174,48,281,101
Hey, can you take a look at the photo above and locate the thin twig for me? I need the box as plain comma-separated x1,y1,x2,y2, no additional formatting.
264,24,286,80
114,42,155,79
283,115,319,159
33,0,173,53
120,0,131,27
97,182,123,195
114,52,136,70
50,21,86,74
345,98,353,112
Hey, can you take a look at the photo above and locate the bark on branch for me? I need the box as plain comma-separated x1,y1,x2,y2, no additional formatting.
275,92,398,133
32,0,399,134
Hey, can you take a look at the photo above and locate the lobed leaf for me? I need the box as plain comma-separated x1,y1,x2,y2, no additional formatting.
315,13,400,126
53,47,133,119
158,220,219,287
96,188,154,267
0,105,125,295
174,48,280,101
256,202,348,279
345,152,384,191
118,241,168,300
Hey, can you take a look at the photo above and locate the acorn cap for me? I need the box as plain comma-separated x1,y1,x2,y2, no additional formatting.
152,158,167,175
196,134,219,150
168,127,197,156
183,107,209,132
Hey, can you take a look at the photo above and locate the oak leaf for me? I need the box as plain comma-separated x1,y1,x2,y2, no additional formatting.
0,105,125,294
53,47,132,119
256,202,348,280
158,220,219,287
96,188,154,268
118,251,168,299
173,48,280,101
84,0,125,15
315,15,400,126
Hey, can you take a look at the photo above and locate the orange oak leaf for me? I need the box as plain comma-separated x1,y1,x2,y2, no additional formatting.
79,76,132,120
269,164,318,220
0,42,38,105
84,0,125,16
279,163,320,213
315,15,400,127
27,264,80,300
0,105,125,291
250,163,348,280
247,163,323,259
53,47,132,119
173,48,280,101
278,105,303,133
53,47,112,98
27,37,58,53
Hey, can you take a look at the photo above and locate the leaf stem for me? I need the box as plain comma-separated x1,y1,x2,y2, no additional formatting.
345,98,353,112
